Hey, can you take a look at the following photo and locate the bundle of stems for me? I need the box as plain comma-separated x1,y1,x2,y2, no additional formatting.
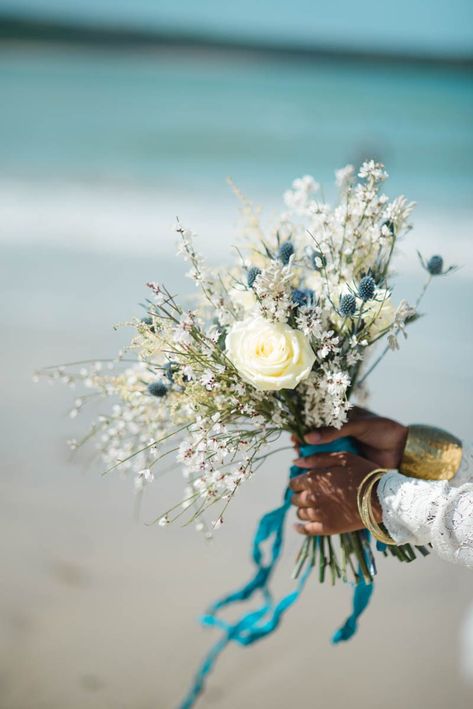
293,533,430,585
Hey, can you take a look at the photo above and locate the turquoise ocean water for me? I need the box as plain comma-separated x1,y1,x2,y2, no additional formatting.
1,48,472,202
0,45,471,267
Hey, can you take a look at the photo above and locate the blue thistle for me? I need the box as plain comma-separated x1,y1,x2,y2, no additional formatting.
278,241,294,265
291,288,315,307
247,266,261,288
163,361,178,383
141,316,156,333
427,255,443,275
418,250,456,277
339,293,357,316
358,276,376,301
148,380,168,398
383,219,395,235
311,250,327,270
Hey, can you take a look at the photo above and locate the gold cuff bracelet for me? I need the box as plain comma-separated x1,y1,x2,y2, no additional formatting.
400,425,463,481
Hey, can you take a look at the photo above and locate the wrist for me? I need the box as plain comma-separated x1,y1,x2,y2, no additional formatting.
394,424,409,468
371,481,383,523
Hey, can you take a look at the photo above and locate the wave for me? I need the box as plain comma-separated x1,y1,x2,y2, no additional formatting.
0,179,471,276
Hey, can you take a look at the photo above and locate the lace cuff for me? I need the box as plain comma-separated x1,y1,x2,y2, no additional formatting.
377,445,473,568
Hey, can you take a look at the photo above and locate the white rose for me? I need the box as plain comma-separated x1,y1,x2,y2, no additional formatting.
225,316,315,391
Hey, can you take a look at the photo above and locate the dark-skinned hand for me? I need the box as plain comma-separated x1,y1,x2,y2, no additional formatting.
289,407,407,536
290,451,383,536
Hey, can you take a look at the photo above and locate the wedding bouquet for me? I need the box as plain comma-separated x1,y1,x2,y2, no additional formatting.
40,161,451,707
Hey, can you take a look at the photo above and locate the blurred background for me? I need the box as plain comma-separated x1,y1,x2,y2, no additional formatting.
0,2,472,708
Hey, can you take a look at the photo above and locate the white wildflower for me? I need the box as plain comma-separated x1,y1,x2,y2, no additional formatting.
200,370,216,390
383,196,416,233
134,468,155,492
252,261,293,322
284,174,319,214
358,160,388,182
316,330,340,360
335,164,354,191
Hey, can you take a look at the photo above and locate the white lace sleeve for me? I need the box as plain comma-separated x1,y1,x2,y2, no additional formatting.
377,444,473,568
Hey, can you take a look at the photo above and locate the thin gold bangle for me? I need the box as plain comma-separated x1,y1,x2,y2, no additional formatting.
362,476,395,546
358,471,391,543
357,468,396,545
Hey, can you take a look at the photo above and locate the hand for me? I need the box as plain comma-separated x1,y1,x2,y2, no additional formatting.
296,406,408,470
289,451,382,536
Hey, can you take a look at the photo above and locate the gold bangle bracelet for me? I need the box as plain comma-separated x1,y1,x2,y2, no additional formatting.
357,468,397,545
361,476,395,546
400,424,462,481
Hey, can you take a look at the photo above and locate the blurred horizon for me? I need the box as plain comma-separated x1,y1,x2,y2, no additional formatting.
1,0,473,57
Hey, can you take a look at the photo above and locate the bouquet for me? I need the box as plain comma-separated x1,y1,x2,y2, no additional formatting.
40,161,452,707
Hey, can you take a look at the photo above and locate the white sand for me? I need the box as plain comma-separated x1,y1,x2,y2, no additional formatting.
1,244,472,709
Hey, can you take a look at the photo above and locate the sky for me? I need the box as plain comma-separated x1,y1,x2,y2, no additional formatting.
1,0,473,56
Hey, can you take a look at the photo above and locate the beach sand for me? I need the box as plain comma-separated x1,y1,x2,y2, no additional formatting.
1,243,472,709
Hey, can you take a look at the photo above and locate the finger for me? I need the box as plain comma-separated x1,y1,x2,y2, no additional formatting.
304,418,368,445
294,522,325,536
290,490,316,507
348,406,376,421
297,507,321,522
289,475,313,492
293,452,351,469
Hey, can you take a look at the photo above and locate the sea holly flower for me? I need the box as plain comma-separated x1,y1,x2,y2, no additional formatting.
247,266,261,287
163,361,179,382
417,251,457,276
277,241,294,265
148,381,168,397
358,276,376,301
339,293,357,316
427,255,443,274
291,288,315,308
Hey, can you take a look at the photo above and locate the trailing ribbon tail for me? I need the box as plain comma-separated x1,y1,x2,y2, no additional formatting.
331,575,374,643
180,436,375,708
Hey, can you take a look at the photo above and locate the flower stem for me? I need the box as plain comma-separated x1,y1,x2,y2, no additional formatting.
292,537,310,579
350,531,373,584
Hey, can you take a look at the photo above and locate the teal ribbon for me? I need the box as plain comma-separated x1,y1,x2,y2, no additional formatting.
180,436,374,709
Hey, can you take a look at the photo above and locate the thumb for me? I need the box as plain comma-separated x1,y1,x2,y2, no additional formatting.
304,418,369,445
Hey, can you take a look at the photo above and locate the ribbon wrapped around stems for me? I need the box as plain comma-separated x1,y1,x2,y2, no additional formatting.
179,436,374,709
